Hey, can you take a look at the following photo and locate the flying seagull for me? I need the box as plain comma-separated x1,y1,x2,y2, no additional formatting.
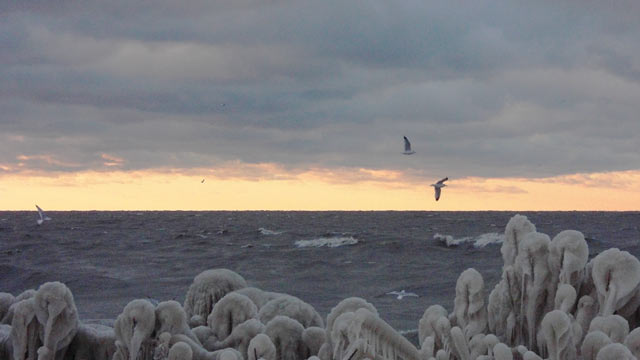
430,177,448,201
35,205,51,225
387,290,419,300
402,136,415,155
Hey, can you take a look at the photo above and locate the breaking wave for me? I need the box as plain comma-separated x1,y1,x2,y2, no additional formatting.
434,232,504,248
258,227,283,235
295,236,358,248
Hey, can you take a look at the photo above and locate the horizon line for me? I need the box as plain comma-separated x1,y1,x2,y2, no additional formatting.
2,209,639,212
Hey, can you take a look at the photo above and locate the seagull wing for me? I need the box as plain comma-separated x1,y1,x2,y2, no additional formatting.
36,204,48,224
36,204,51,221
434,187,441,201
403,136,412,152
437,177,448,185
35,205,44,220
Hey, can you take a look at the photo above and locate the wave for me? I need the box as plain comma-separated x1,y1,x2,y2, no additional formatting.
295,236,358,248
258,227,283,235
434,232,504,248
399,328,418,336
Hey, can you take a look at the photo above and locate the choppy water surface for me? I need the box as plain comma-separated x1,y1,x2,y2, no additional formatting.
0,211,638,334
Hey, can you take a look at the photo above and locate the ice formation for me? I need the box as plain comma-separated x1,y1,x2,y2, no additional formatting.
587,315,629,343
0,293,15,321
184,269,248,327
575,296,597,344
501,214,536,268
2,289,36,325
33,281,79,360
155,332,172,359
3,215,640,360
554,284,577,313
625,327,640,359
232,288,284,311
418,304,448,349
208,293,258,341
540,310,576,360
213,318,264,359
549,230,589,295
0,324,11,359
156,300,201,346
247,333,276,360
66,323,116,360
595,342,635,360
258,295,324,329
453,268,487,339
168,342,193,360
10,298,40,360
113,299,156,360
320,297,377,360
492,342,512,360
302,327,325,356
264,315,309,360
581,331,612,360
591,248,640,316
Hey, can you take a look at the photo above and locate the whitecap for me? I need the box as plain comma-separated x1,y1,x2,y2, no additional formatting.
295,236,358,248
434,233,468,247
473,232,505,247
258,227,283,235
399,328,418,336
434,232,504,248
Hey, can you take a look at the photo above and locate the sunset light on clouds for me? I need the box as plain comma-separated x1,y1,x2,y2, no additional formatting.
1,165,638,210
1,1,639,210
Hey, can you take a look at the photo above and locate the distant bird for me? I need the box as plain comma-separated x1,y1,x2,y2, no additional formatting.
35,204,51,225
430,177,448,201
201,179,205,183
387,290,419,300
402,136,415,155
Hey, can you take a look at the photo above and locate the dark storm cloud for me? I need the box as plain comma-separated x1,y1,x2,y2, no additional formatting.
1,0,639,179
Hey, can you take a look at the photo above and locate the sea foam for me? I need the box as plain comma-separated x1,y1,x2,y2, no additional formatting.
434,232,504,248
258,227,283,235
295,236,358,248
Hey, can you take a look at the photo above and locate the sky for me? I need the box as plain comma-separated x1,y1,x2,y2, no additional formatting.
1,1,639,210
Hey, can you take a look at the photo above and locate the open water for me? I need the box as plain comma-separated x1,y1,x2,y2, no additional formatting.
0,211,638,338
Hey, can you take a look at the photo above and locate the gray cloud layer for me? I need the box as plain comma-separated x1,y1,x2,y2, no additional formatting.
1,0,639,178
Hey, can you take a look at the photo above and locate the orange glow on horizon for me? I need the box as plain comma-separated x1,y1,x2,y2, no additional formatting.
0,165,638,211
